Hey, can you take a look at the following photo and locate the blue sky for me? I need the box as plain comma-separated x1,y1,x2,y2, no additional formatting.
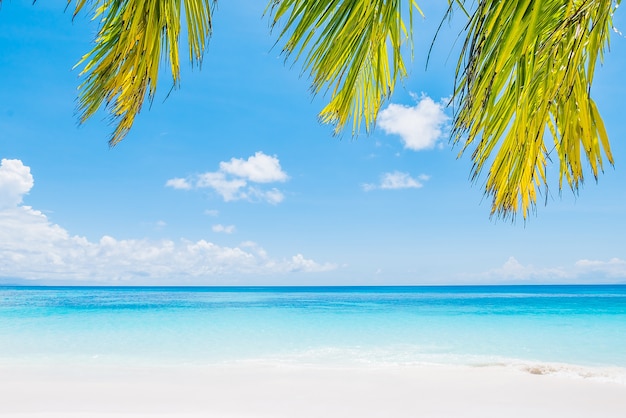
1,2,625,285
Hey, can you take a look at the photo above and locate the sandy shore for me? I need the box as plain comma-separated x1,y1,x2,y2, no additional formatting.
1,362,625,417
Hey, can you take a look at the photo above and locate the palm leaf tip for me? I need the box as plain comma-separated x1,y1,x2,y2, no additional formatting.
269,0,423,137
73,0,214,146
453,0,617,220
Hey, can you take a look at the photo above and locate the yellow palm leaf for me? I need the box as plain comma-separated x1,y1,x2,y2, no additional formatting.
268,0,422,135
452,0,617,219
72,0,213,146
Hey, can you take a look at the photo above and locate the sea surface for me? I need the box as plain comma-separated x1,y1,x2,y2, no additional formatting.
1,285,625,381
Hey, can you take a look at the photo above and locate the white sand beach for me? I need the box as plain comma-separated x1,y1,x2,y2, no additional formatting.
1,362,625,417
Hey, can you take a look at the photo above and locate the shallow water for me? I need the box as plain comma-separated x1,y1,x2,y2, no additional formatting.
1,285,625,376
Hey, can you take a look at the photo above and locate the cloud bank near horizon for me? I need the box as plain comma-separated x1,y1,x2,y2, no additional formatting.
1,159,623,285
0,159,336,284
469,256,626,283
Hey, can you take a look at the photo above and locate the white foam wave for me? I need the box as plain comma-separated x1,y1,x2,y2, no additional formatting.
229,346,626,385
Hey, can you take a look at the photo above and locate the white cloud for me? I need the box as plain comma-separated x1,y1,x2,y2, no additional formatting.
197,172,247,202
204,209,219,217
212,224,236,234
574,258,626,278
166,151,288,204
248,187,285,204
265,188,285,204
473,256,626,283
220,151,288,183
164,178,192,190
493,257,569,280
362,171,428,191
0,160,335,284
379,172,424,190
287,254,337,273
0,159,34,209
378,94,450,151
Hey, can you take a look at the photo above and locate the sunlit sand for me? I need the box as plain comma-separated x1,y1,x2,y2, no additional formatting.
2,362,625,417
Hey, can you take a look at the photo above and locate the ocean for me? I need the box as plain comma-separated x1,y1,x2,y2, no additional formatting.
1,285,625,381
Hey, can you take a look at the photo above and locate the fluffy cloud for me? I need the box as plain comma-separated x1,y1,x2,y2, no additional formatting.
288,254,337,273
574,258,626,278
362,171,429,191
212,224,236,234
473,256,626,283
248,187,284,204
164,178,192,190
0,160,336,284
378,94,449,150
166,151,288,204
197,172,247,201
0,159,34,209
220,152,288,183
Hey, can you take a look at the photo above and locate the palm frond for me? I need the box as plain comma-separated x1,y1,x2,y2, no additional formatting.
72,0,213,146
453,0,618,219
268,0,422,135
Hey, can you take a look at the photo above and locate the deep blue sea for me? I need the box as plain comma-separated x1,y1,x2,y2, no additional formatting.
1,285,625,379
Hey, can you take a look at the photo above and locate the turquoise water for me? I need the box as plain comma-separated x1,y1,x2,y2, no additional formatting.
1,285,625,374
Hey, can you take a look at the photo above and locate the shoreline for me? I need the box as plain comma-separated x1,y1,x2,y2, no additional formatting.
2,362,625,417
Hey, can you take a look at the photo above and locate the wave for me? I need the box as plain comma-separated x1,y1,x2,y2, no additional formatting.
228,346,626,385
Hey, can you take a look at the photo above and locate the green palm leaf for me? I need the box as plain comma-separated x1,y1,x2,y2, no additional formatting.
268,0,422,135
4,0,619,220
452,0,618,219
72,0,213,146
